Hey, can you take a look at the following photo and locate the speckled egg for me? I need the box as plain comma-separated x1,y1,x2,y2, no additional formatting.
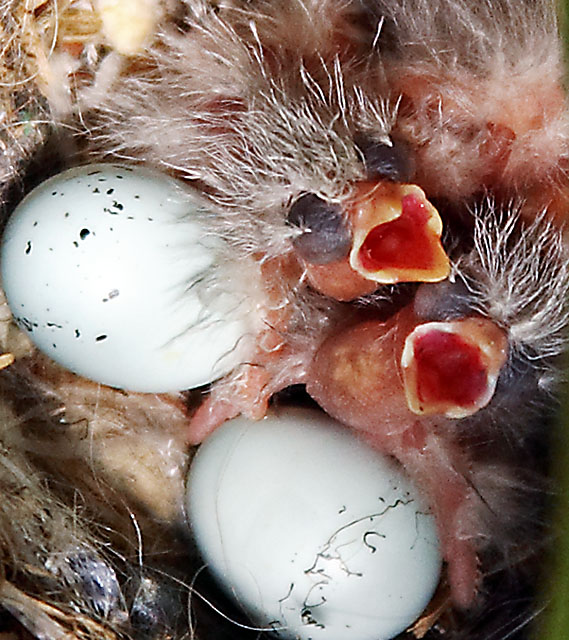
186,408,442,640
1,164,255,392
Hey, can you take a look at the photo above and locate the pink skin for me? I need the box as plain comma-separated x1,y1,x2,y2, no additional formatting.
306,310,482,608
188,346,310,444
187,305,506,608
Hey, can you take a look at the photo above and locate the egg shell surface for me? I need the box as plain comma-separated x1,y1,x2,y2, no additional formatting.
186,407,442,640
1,164,254,392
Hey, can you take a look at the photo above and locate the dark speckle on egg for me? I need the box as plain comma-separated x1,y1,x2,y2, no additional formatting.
112,201,124,211
17,317,34,332
102,289,120,303
95,334,108,342
79,228,91,240
25,241,32,255
93,187,101,194
73,241,79,248
106,188,115,195
75,329,81,338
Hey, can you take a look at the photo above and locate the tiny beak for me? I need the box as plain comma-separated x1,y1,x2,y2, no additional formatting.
400,318,509,418
348,182,450,285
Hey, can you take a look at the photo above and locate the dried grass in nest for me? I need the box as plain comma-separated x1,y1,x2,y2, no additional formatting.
0,0,160,197
0,2,51,194
0,371,197,640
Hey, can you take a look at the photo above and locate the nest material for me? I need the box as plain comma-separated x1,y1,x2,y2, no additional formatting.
0,0,52,200
0,0,164,197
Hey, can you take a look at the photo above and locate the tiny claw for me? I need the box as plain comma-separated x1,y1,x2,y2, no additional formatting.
348,182,450,284
401,318,509,418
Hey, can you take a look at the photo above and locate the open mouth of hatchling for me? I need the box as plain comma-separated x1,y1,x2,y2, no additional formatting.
348,182,451,285
401,318,509,418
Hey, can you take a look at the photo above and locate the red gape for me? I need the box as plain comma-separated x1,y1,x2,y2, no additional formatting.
301,181,450,301
357,193,438,274
412,331,488,408
402,319,508,418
